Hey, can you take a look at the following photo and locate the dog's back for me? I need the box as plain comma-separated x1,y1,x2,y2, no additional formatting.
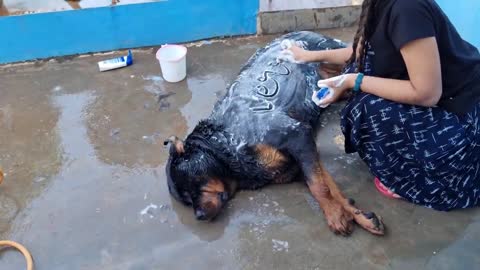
210,32,346,145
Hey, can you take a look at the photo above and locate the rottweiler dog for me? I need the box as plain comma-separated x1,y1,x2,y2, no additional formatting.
165,32,385,236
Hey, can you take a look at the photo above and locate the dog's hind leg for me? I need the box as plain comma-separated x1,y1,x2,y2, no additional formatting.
316,163,385,235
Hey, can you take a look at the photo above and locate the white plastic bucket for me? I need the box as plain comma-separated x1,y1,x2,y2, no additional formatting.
156,45,187,83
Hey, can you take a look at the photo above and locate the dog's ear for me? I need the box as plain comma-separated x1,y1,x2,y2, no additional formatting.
0,167,3,185
164,136,185,155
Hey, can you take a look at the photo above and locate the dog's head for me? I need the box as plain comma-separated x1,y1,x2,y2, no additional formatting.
164,121,232,221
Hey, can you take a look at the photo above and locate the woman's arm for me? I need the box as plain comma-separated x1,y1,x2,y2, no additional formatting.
357,37,442,106
288,46,353,65
321,37,442,107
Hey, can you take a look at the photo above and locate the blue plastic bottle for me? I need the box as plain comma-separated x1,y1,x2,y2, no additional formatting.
312,84,334,108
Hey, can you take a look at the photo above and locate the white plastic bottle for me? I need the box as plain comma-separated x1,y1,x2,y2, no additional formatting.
98,50,133,72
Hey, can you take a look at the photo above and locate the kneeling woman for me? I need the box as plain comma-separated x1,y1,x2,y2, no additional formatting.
289,0,480,210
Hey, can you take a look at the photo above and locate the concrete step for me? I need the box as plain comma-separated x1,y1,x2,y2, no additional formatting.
258,0,362,34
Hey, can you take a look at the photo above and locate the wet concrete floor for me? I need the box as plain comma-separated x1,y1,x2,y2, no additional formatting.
1,28,480,269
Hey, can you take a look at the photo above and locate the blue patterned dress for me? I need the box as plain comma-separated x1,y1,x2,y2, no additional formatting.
341,44,480,211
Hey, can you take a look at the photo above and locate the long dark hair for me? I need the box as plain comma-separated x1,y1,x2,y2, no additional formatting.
347,0,379,72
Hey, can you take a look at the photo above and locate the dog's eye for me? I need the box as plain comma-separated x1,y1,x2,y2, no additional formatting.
218,192,229,202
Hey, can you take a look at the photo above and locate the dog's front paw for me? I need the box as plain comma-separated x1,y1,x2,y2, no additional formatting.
323,201,354,236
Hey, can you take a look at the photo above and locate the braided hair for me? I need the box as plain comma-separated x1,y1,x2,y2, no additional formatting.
347,0,380,72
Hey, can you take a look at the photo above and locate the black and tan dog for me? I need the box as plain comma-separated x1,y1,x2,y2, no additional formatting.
165,32,384,236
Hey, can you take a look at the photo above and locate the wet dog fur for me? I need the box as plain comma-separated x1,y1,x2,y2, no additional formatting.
165,32,385,236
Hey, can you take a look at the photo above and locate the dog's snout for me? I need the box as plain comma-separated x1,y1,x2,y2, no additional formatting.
195,209,207,220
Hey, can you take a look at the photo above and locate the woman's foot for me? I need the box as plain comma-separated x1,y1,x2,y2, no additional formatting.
374,177,402,199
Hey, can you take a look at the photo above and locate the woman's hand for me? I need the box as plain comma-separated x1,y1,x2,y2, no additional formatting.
285,45,313,63
316,74,357,106
284,45,353,65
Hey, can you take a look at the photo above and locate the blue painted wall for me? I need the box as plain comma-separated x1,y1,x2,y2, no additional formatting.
437,0,480,48
0,0,258,63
